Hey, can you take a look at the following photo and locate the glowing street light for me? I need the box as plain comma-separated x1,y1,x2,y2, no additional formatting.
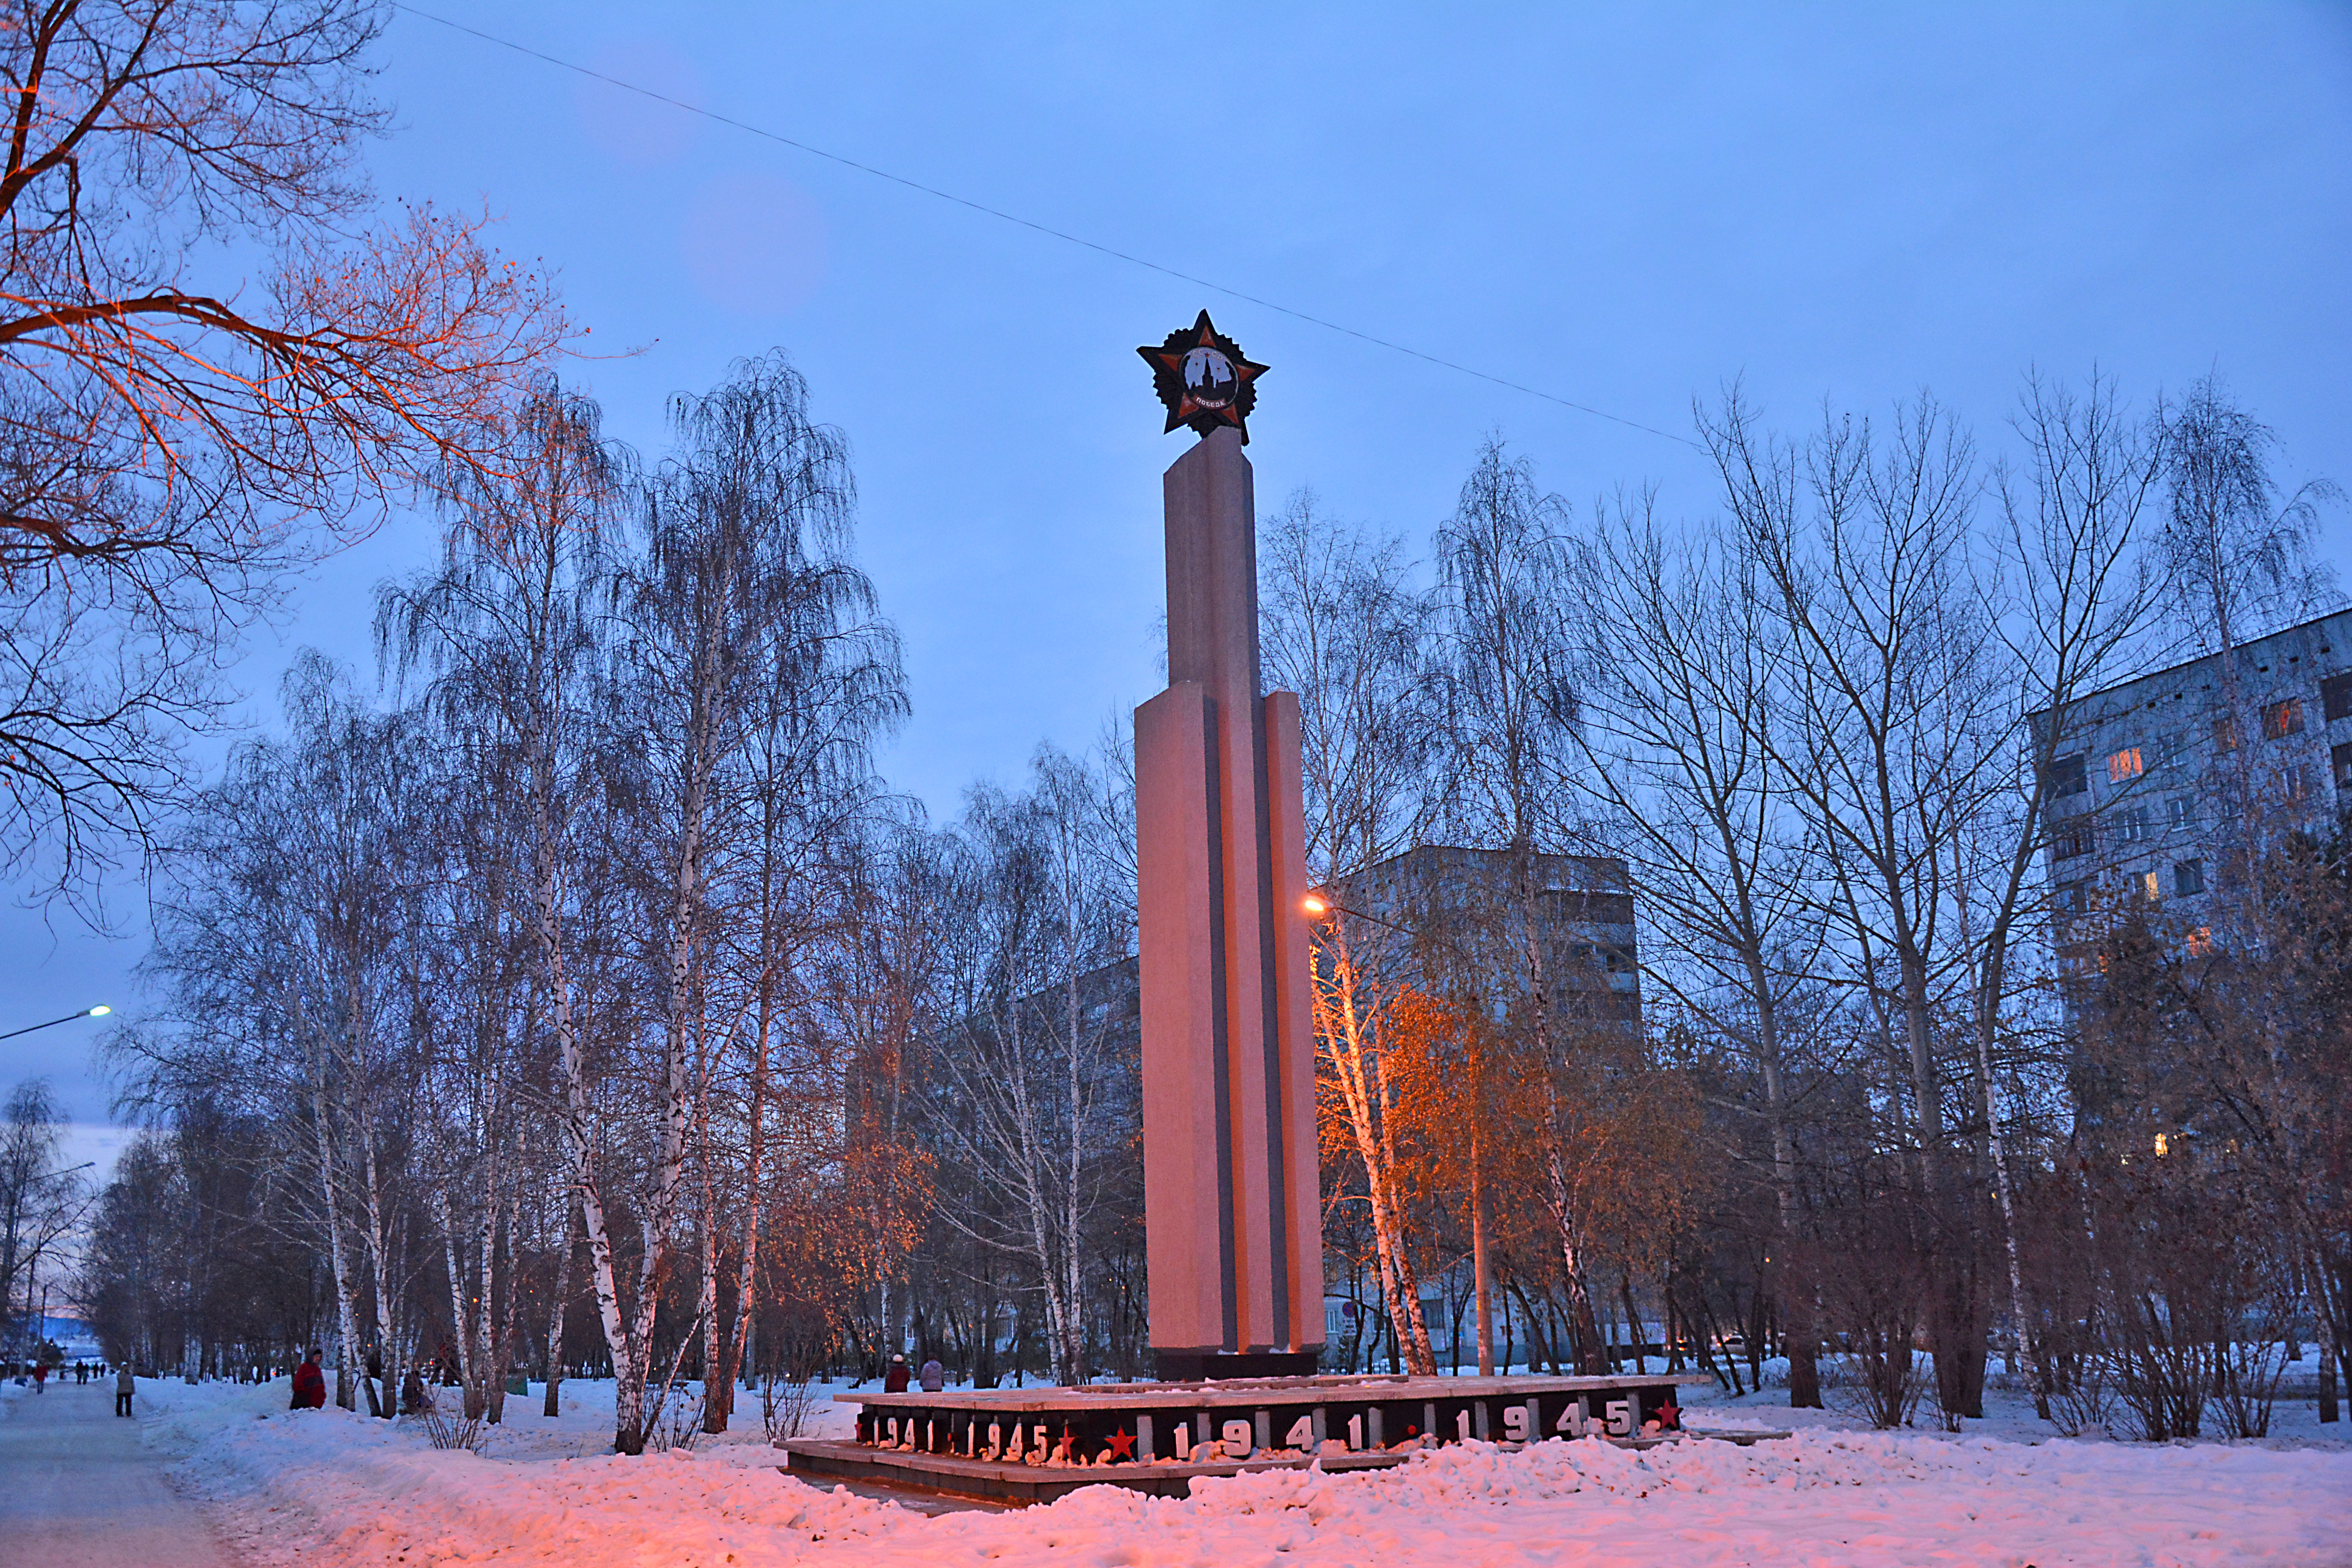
0,1005,114,1041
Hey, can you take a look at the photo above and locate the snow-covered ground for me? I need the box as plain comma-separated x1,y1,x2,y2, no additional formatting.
132,1374,2351,1567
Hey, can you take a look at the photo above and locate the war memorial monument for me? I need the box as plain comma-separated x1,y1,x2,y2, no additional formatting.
784,315,1711,1503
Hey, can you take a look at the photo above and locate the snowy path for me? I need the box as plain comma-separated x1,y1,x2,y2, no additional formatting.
0,1380,235,1568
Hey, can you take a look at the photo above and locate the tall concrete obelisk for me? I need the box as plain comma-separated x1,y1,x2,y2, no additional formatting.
1134,314,1322,1380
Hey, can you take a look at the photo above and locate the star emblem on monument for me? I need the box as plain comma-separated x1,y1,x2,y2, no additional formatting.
1138,309,1267,442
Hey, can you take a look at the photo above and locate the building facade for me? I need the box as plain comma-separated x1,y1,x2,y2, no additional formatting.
1336,844,1642,1029
2036,608,2352,923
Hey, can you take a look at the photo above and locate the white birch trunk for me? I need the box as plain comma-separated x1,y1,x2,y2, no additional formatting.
435,1185,479,1412
309,1068,363,1410
1315,935,1435,1375
361,1117,397,1417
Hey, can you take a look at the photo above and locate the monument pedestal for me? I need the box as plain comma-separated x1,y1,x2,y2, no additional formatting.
783,1370,1729,1505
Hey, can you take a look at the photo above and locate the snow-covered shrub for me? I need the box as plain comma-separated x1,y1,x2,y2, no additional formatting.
2041,1355,2118,1438
415,1387,488,1454
761,1372,821,1443
2211,1309,2292,1439
643,1390,704,1453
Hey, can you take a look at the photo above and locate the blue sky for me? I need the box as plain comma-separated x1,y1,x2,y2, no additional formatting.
8,3,2350,1134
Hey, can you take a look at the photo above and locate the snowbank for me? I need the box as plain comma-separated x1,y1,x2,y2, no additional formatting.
138,1377,2351,1568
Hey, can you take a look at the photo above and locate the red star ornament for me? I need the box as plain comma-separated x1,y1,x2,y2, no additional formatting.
1137,310,1268,442
1104,1428,1136,1463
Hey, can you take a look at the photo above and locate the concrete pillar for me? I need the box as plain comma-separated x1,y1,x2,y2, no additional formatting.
1137,426,1324,1379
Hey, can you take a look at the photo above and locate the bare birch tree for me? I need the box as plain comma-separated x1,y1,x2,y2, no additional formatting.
378,382,642,1446
1433,439,1611,1369
1259,490,1443,1375
924,748,1132,1385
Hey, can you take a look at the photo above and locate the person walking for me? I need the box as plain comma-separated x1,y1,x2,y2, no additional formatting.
31,1362,45,1395
290,1350,326,1411
115,1363,136,1418
882,1353,910,1394
918,1355,944,1392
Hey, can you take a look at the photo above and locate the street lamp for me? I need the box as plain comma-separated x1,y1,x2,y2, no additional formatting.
1300,890,1419,939
0,1005,111,1041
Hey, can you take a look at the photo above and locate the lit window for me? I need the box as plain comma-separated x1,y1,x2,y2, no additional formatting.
2134,871,2161,903
2187,926,2214,955
2213,716,2240,753
2154,1132,2170,1156
2107,747,2143,782
2262,697,2304,740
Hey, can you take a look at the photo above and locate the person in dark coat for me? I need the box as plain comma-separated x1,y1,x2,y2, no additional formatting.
115,1363,136,1417
918,1356,944,1392
401,1364,428,1415
290,1349,327,1410
882,1353,911,1393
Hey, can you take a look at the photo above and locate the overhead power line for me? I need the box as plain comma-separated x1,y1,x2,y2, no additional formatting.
388,2,1699,450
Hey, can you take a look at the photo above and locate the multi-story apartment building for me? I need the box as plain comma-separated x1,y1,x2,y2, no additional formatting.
1335,844,1642,1028
2036,608,2352,922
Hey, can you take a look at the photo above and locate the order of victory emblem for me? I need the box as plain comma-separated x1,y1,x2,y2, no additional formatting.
1138,310,1267,443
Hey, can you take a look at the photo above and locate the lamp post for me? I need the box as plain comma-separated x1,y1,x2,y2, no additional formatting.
0,1005,110,1042
1300,891,1430,940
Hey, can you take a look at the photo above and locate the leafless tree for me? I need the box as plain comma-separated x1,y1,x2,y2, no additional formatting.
138,653,424,1407
1715,391,2011,1417
0,0,566,917
2,1078,89,1351
626,354,901,1432
378,381,639,1444
1957,374,2170,1412
1260,490,1443,1374
922,746,1133,1385
2159,375,2339,668
1568,497,1831,1405
1433,437,1612,1369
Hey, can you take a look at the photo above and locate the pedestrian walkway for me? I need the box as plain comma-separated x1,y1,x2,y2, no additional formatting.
0,1379,233,1568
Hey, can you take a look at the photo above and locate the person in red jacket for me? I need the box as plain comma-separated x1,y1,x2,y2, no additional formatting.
290,1349,327,1410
